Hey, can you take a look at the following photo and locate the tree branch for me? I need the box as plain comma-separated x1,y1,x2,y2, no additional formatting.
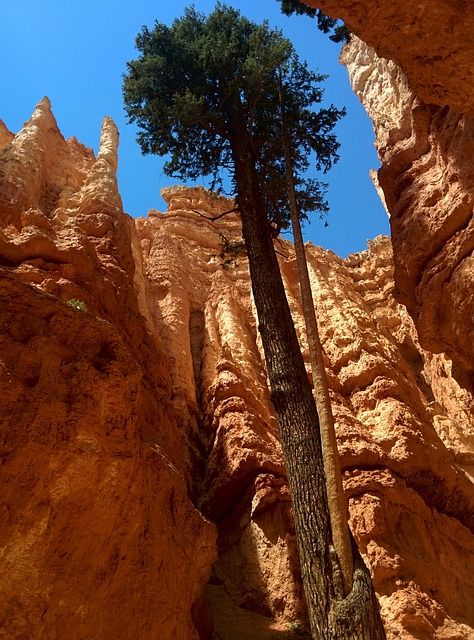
274,236,289,258
191,207,239,221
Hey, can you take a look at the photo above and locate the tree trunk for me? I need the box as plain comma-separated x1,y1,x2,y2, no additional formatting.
278,75,353,597
228,97,386,640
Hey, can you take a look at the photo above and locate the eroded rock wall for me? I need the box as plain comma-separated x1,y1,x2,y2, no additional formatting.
303,0,474,115
0,101,216,640
302,0,474,397
341,37,474,394
137,187,474,639
1,100,473,639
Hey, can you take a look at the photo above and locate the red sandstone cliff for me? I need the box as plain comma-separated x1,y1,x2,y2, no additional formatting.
1,2,474,635
0,97,473,639
0,101,216,640
304,0,474,400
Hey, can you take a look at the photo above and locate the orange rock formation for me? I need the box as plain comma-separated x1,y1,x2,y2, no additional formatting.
1,2,474,634
304,0,474,115
0,100,216,640
340,36,474,395
0,96,473,638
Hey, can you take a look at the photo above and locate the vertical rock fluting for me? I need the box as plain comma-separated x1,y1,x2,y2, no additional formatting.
0,101,216,640
341,35,474,394
279,236,473,640
136,188,305,631
136,188,474,639
1,101,473,640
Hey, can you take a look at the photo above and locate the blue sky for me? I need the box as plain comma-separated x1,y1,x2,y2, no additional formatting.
0,0,389,257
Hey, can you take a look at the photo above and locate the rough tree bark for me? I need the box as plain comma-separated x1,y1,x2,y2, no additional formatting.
278,74,353,597
228,95,386,639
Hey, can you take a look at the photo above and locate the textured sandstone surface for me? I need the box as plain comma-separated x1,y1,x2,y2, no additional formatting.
303,0,474,394
341,37,474,395
136,186,474,639
1,91,473,640
0,120,14,149
304,0,474,115
0,101,216,640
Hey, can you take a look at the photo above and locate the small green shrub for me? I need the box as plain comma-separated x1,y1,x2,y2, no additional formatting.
289,622,312,639
66,298,88,312
216,233,247,270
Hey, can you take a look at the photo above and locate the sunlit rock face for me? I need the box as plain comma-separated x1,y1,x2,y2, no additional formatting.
332,19,474,634
340,35,474,394
302,0,474,392
137,186,474,639
303,0,474,115
0,119,14,148
0,101,473,640
0,102,216,640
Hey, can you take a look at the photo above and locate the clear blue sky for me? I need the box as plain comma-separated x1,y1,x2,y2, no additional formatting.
0,0,389,257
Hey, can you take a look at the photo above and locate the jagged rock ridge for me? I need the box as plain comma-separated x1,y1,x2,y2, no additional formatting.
0,98,473,639
0,101,216,640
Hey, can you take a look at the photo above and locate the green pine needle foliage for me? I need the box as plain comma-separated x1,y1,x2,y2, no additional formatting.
66,299,87,312
277,0,351,43
123,3,345,233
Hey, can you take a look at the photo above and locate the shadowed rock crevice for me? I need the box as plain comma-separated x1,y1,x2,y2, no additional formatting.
190,308,206,410
396,336,435,405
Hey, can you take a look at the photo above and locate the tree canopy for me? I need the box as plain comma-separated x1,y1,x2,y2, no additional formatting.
123,3,344,233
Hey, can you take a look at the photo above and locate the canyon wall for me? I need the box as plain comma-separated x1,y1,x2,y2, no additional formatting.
306,0,474,396
0,101,216,640
341,35,474,398
1,3,474,636
304,0,474,114
0,97,473,639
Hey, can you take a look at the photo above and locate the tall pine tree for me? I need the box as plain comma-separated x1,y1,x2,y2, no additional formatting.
123,6,385,638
